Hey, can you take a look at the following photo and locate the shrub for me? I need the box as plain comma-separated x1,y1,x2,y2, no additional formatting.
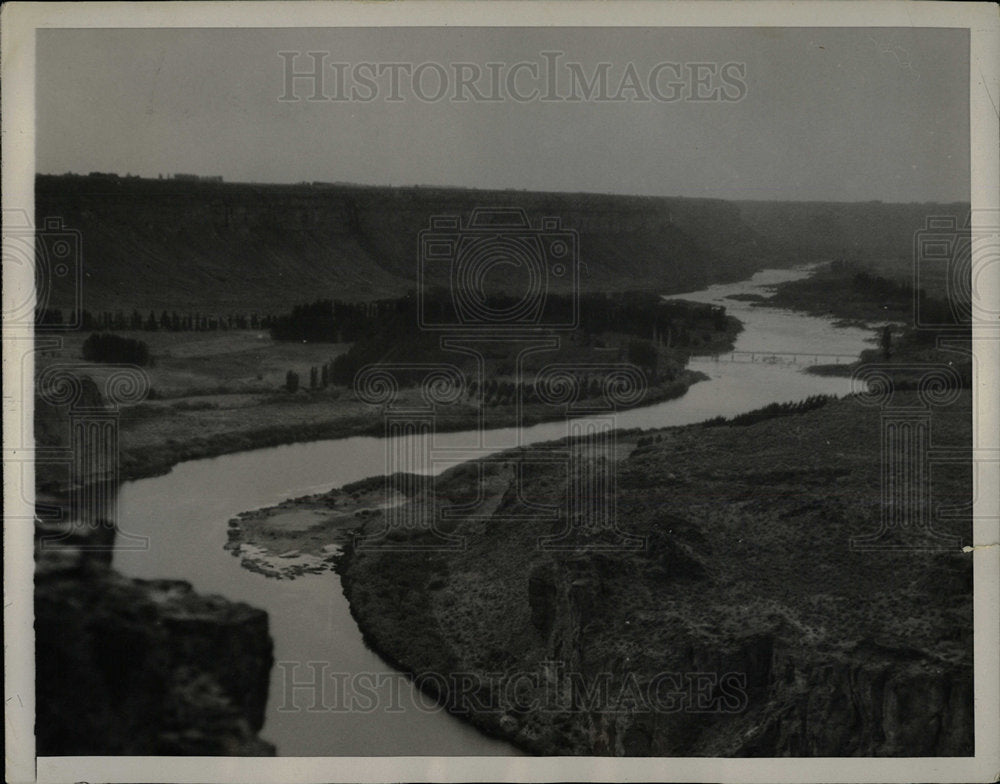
701,395,834,428
81,333,151,366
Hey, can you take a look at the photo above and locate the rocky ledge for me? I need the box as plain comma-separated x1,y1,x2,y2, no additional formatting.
336,392,973,756
35,514,275,756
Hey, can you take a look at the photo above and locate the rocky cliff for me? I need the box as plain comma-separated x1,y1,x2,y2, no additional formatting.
339,391,973,756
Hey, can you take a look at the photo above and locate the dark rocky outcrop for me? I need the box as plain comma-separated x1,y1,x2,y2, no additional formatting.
35,514,275,756
524,550,972,757
738,641,973,757
33,384,276,755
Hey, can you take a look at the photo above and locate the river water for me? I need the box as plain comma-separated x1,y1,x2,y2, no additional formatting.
112,267,871,756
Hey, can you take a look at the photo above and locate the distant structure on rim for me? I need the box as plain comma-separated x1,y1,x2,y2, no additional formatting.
172,173,224,183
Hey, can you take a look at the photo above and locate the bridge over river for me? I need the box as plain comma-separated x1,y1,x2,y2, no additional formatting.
692,350,858,366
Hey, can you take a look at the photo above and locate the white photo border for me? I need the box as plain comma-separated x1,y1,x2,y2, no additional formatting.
3,2,998,782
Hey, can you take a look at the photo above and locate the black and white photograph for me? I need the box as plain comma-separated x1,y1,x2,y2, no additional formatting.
3,2,999,782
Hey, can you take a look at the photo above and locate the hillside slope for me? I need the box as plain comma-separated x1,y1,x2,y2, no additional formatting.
37,175,969,314
338,392,972,756
35,176,757,312
736,199,970,278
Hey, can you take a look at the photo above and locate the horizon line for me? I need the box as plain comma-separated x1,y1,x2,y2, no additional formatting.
35,170,971,207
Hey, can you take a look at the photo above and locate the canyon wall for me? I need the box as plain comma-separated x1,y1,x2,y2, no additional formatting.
735,199,971,267
36,175,766,312
35,175,968,314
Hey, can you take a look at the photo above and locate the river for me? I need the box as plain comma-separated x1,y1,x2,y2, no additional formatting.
112,266,872,756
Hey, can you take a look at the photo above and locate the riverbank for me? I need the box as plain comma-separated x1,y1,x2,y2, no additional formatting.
756,260,912,327
745,261,973,381
228,387,973,756
345,393,972,756
36,326,728,491
35,295,742,491
34,368,706,493
222,475,413,579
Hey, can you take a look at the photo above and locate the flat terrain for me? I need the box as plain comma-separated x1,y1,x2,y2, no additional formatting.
37,330,351,396
35,328,713,486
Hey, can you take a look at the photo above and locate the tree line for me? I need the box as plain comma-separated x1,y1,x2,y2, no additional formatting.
834,262,972,339
269,299,399,343
269,290,731,346
285,361,339,392
271,291,732,391
37,308,278,332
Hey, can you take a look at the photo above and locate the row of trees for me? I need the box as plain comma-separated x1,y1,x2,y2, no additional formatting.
273,293,726,393
270,299,401,343
468,375,653,407
41,289,732,349
38,308,278,332
270,291,731,348
283,364,666,404
700,395,834,428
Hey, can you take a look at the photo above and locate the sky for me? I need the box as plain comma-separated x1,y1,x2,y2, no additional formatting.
36,26,970,203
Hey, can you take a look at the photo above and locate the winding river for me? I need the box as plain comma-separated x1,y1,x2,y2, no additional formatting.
112,267,872,756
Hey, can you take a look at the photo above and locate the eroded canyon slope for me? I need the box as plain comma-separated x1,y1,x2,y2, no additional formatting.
340,391,973,756
37,174,966,312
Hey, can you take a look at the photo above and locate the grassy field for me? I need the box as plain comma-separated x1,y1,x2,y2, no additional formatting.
35,329,713,486
37,330,352,396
